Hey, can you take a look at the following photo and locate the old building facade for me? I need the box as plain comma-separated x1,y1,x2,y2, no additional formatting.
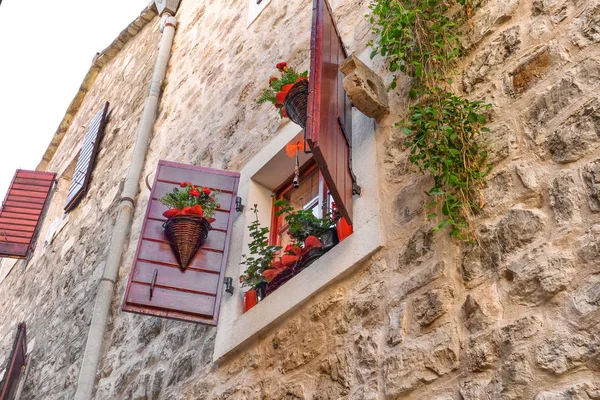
1,0,600,399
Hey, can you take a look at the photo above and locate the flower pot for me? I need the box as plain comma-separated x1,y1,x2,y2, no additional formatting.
163,215,211,269
284,80,309,128
336,217,353,242
244,289,258,312
319,227,339,251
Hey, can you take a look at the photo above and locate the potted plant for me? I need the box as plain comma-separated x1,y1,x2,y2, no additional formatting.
257,62,309,128
160,182,220,269
273,198,340,251
239,205,281,312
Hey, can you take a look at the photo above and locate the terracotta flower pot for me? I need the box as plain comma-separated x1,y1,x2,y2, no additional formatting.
163,215,211,269
284,80,309,128
244,289,258,312
336,217,353,242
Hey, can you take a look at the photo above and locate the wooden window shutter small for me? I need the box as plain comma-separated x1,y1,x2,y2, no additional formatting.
306,0,355,224
0,170,56,259
122,160,240,325
0,323,27,400
64,101,110,212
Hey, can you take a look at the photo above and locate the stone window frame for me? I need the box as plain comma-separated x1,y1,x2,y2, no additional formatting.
247,0,272,27
213,109,383,362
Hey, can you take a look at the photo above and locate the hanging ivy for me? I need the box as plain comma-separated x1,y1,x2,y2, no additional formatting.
368,0,490,239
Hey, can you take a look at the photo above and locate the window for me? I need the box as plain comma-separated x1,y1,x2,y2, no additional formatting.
0,170,56,259
0,323,27,400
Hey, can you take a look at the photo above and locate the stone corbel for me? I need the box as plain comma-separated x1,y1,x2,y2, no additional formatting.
340,54,389,120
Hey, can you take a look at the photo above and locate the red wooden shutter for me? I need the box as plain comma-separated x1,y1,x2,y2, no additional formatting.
0,323,27,400
0,170,56,259
306,0,355,224
122,160,240,325
64,101,110,212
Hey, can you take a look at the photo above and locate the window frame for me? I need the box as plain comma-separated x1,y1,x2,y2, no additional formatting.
214,105,382,362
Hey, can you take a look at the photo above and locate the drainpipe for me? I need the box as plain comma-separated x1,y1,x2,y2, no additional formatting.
74,12,178,400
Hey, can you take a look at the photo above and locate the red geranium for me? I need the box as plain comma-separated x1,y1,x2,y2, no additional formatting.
276,61,287,71
189,188,200,197
202,187,211,195
180,181,192,187
269,77,277,83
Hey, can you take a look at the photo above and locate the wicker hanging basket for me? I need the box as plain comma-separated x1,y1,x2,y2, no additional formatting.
284,80,309,128
163,215,211,269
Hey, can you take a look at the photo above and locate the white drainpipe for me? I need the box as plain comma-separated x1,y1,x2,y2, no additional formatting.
74,13,178,400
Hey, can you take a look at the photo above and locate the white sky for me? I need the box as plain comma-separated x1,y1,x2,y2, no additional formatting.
0,0,151,202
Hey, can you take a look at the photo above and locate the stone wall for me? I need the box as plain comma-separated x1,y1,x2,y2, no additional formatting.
1,0,599,399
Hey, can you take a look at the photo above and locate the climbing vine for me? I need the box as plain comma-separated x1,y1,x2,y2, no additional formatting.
368,0,490,239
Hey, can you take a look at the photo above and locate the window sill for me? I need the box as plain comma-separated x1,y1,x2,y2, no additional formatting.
214,110,381,362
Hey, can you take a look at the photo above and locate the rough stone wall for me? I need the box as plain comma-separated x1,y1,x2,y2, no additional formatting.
1,0,600,399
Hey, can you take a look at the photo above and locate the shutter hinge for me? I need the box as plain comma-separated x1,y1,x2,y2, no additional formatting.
235,197,244,213
224,277,234,294
338,117,361,195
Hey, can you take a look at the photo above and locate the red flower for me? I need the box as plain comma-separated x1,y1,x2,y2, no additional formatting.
269,77,277,84
180,181,192,187
281,83,294,92
239,276,244,283
202,187,211,195
304,235,322,251
276,61,287,71
282,254,299,266
281,107,289,118
284,244,293,252
263,268,283,283
189,188,200,197
296,76,308,83
275,90,288,105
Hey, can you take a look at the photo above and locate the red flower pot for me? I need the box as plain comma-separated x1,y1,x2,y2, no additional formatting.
336,217,353,242
244,289,258,312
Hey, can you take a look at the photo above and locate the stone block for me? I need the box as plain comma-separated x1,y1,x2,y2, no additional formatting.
509,47,553,94
536,331,596,374
384,324,459,396
569,2,600,48
462,287,502,334
547,98,600,164
467,330,501,372
583,159,600,212
413,286,454,326
502,316,543,345
501,352,532,399
463,26,521,93
505,246,575,306
394,261,446,301
463,0,520,48
567,273,600,330
340,54,389,120
387,303,407,346
549,172,580,223
535,382,600,399
398,227,434,267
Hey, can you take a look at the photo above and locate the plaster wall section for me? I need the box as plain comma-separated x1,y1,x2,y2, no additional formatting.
1,0,600,399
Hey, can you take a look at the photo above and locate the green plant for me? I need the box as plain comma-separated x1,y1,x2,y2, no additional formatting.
368,0,491,239
401,89,490,237
257,62,308,117
239,205,281,290
274,198,338,244
160,181,219,219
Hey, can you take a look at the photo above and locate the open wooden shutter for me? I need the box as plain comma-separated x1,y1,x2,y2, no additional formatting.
306,0,355,224
122,160,240,325
64,101,109,212
0,323,27,400
0,170,56,259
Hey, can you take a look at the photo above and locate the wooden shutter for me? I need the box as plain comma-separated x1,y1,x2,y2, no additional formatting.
0,170,56,259
122,160,240,325
64,101,110,212
0,323,27,400
306,0,355,224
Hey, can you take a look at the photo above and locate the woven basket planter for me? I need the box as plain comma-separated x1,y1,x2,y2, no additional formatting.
163,215,211,268
284,80,309,128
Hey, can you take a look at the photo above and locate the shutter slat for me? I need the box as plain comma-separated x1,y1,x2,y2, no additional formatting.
122,160,240,325
306,0,354,224
64,102,109,212
0,170,55,259
0,323,27,400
